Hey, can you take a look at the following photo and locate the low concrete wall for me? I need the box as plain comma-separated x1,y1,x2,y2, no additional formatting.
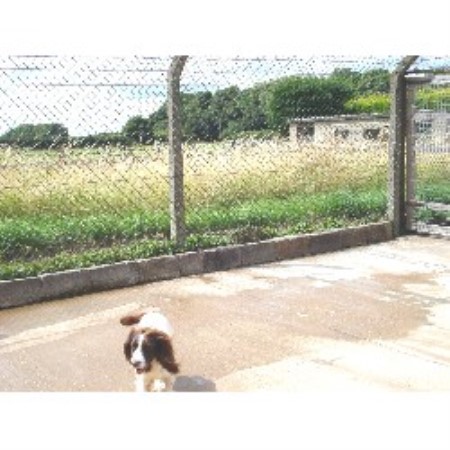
0,222,393,309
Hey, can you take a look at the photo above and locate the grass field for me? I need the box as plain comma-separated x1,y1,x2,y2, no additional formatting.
0,140,448,280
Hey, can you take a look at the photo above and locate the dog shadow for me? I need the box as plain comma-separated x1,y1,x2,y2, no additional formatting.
173,375,217,392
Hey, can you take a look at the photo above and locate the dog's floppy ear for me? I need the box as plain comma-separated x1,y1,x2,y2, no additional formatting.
153,333,180,374
120,311,146,326
123,331,134,361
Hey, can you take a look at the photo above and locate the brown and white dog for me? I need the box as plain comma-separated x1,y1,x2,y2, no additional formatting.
120,308,179,392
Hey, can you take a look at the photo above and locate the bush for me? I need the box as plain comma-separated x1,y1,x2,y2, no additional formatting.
344,93,390,114
416,87,450,109
345,87,450,115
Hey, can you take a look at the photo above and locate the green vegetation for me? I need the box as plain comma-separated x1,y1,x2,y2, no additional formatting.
0,68,393,148
145,68,392,140
417,156,450,204
0,123,69,148
415,153,450,227
0,141,391,280
1,140,448,280
1,70,448,148
0,189,387,280
265,77,353,130
345,93,390,114
1,66,448,281
416,87,450,109
344,86,450,115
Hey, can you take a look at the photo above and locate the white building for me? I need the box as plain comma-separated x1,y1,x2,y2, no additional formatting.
289,114,390,144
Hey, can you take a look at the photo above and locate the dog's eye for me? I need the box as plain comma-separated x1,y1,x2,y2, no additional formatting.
131,341,139,351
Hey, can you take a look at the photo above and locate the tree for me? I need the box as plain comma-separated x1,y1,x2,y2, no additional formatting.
266,76,353,132
139,68,392,143
148,103,168,141
148,91,227,142
237,85,268,132
181,92,218,141
122,116,153,144
358,69,390,94
210,86,242,139
330,68,390,95
0,123,69,148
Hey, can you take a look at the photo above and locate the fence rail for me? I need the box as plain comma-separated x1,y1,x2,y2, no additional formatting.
0,55,449,281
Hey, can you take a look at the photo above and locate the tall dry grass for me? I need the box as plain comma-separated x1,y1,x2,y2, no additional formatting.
0,140,389,217
183,140,388,207
0,147,169,216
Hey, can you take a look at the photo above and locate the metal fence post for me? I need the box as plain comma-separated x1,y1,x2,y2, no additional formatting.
388,56,418,237
167,56,188,246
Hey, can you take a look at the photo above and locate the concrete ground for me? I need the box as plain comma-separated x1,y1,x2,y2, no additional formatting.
0,235,449,392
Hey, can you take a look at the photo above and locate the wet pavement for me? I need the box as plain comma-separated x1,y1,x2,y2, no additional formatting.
0,235,449,392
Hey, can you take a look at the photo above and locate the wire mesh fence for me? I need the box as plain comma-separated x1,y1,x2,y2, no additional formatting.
406,57,450,235
180,56,398,249
0,55,448,280
0,55,171,214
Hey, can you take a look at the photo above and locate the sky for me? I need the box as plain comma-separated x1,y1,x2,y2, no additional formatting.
0,1,448,137
0,55,171,135
0,55,410,136
1,54,449,137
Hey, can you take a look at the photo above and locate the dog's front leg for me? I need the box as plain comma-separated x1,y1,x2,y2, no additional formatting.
163,376,174,392
135,374,146,392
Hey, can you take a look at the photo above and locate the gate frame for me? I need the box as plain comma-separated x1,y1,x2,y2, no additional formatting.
404,72,435,231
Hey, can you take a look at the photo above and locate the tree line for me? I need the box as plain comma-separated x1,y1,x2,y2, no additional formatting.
0,69,393,149
125,68,391,143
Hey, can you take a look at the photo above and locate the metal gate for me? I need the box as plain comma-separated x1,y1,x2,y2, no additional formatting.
404,59,450,237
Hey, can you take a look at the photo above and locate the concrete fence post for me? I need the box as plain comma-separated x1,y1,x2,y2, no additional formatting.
167,56,188,246
388,56,418,236
404,82,417,232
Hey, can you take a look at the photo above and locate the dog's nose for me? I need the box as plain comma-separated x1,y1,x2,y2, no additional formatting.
132,359,147,370
130,353,144,366
133,363,147,374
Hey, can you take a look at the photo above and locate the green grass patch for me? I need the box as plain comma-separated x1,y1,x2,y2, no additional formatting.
0,211,170,261
0,189,387,280
417,182,450,204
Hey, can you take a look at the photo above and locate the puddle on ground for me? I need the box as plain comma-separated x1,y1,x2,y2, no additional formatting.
374,272,449,304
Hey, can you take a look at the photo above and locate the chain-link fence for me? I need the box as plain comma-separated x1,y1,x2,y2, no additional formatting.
179,56,397,248
1,55,447,280
0,56,173,280
404,57,450,235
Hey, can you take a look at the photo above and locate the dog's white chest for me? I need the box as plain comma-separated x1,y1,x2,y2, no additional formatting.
135,361,174,392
